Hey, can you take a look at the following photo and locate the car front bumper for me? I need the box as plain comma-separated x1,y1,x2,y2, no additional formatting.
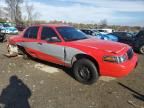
100,53,138,77
2,30,18,34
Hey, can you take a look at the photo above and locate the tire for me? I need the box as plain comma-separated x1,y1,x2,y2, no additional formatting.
139,45,144,54
17,46,31,60
2,34,7,42
0,36,4,42
23,53,30,59
73,58,99,85
0,38,3,42
0,34,6,42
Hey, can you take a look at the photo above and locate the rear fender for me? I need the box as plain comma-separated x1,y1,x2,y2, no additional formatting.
7,44,18,57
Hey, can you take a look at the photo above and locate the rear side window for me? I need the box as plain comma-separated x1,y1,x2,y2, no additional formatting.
23,26,39,39
41,27,59,40
23,28,30,38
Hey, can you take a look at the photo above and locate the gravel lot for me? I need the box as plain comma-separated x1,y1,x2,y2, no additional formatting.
0,42,143,108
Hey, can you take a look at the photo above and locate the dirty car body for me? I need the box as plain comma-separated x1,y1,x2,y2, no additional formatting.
7,24,138,84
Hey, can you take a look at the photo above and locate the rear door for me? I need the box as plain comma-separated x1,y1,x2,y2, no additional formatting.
21,26,40,57
37,26,65,65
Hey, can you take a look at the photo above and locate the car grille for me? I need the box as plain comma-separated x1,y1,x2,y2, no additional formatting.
127,48,134,60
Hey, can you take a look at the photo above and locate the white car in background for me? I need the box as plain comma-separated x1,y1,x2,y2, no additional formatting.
93,29,114,34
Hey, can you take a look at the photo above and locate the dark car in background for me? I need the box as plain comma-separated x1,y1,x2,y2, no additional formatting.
110,32,135,45
0,28,6,42
110,30,144,54
16,24,26,31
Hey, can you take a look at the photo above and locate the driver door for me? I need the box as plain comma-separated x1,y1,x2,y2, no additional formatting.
37,26,65,65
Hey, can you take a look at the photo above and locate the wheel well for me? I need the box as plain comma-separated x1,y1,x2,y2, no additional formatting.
17,45,26,54
17,45,30,56
73,54,100,74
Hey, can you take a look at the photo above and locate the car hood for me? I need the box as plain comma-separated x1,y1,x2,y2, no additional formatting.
106,34,117,39
70,38,128,53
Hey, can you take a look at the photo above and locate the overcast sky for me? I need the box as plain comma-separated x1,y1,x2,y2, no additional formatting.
1,0,144,26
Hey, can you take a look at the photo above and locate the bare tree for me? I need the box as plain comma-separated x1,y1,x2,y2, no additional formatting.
5,0,23,24
99,19,108,28
25,2,39,26
0,0,9,20
0,0,4,19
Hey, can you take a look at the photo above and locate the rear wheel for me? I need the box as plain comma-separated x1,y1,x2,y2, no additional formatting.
3,34,7,42
73,59,99,85
139,45,144,54
17,46,31,59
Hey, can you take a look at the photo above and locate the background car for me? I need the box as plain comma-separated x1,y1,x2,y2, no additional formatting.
110,32,135,45
95,29,108,35
81,29,118,42
95,29,114,34
0,28,6,42
16,24,26,31
0,23,18,34
110,31,144,54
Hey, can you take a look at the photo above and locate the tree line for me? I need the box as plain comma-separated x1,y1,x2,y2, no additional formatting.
0,0,142,32
0,0,38,26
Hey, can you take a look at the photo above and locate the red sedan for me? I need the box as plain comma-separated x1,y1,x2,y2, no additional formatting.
7,24,138,84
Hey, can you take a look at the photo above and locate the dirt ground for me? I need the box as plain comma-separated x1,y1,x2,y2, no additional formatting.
0,42,143,108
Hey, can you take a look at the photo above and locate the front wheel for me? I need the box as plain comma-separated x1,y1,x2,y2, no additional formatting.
73,59,99,85
139,45,144,54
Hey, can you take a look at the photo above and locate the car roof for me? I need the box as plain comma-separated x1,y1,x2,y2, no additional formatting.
32,24,71,28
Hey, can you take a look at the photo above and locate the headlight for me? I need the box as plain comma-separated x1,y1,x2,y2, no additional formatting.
103,54,127,63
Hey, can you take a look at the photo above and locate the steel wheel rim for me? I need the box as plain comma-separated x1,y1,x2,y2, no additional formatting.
140,45,144,54
78,66,91,81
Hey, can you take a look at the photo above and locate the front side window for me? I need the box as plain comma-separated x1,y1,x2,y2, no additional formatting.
23,26,39,39
3,23,10,27
57,27,88,41
41,27,60,42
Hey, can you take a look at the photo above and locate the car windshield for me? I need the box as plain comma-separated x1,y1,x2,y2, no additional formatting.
3,24,10,27
57,27,88,41
93,31,102,36
127,32,135,37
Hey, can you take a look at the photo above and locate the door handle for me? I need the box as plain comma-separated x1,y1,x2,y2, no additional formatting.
38,42,42,45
